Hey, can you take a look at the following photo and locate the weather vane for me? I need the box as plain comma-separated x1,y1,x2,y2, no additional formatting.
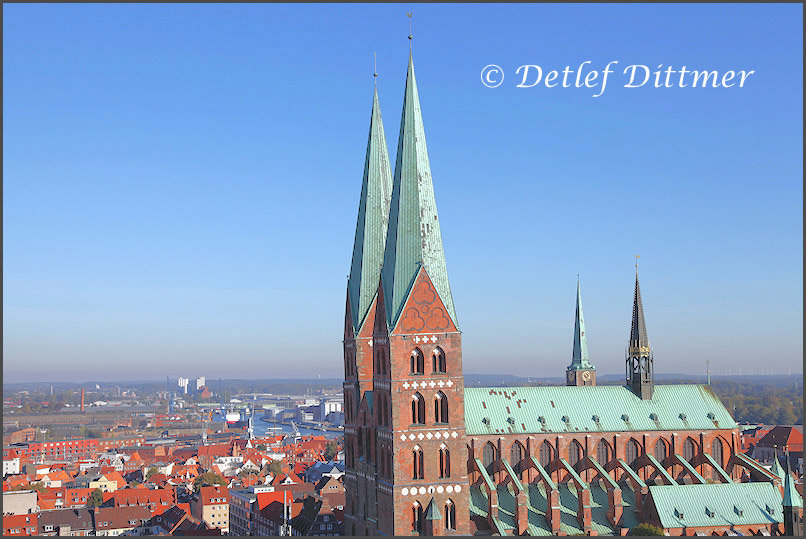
407,12,413,45
373,51,377,83
635,254,640,276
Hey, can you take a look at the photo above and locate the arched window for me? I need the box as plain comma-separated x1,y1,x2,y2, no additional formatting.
510,442,524,474
411,348,424,375
654,439,668,463
569,440,583,467
683,438,697,461
435,391,449,423
433,347,446,374
539,441,553,467
596,440,611,464
626,438,641,467
444,499,456,530
711,438,724,468
413,446,424,479
411,502,423,534
439,445,451,478
482,442,497,471
411,393,425,424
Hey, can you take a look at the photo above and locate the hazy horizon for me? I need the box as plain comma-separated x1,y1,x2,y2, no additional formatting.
3,5,803,383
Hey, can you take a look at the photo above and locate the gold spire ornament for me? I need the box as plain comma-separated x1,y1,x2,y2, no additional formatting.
407,12,413,44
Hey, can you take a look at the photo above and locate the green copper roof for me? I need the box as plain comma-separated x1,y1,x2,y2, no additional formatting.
568,280,593,370
649,482,782,529
463,384,738,435
629,275,649,352
769,453,786,479
381,53,457,330
347,88,393,333
423,497,442,520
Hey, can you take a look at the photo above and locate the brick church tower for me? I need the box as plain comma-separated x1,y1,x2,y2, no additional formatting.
344,53,470,536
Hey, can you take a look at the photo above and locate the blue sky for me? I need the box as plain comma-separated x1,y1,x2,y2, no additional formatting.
3,4,802,382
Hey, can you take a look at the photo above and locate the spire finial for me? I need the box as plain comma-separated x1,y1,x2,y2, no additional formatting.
635,254,639,277
407,12,413,47
373,51,378,84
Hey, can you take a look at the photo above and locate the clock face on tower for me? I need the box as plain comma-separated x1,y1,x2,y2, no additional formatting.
582,371,591,381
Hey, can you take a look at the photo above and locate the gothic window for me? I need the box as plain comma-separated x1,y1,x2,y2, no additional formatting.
432,347,446,373
411,348,425,375
411,502,423,534
711,438,724,468
444,499,456,530
411,393,425,424
413,446,424,479
435,391,449,423
510,442,524,474
357,429,364,458
683,438,697,461
538,441,553,468
569,440,584,467
626,438,641,467
596,440,612,464
654,439,668,463
482,442,497,472
439,446,451,478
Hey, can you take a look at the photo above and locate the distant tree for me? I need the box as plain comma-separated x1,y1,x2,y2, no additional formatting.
628,524,664,536
193,472,227,490
256,444,267,451
266,459,284,476
324,441,339,461
86,488,104,507
145,467,159,480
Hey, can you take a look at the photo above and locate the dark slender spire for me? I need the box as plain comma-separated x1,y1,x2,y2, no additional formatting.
626,261,654,399
628,274,650,355
570,278,592,367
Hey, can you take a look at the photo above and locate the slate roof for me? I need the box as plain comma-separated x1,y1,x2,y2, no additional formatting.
347,87,393,333
757,426,803,449
381,52,457,329
648,482,782,529
463,384,738,435
629,275,649,354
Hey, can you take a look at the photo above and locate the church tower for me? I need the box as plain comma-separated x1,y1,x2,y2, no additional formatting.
566,279,596,386
343,86,393,535
347,51,470,536
782,451,804,536
626,265,654,399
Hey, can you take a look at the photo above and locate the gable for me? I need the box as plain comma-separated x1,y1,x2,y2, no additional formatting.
391,267,457,335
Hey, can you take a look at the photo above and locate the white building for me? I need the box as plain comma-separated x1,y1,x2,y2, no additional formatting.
3,457,20,476
196,377,206,391
178,378,189,394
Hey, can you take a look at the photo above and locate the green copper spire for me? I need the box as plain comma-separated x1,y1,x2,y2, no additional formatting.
783,451,803,508
347,87,393,333
770,451,786,480
381,53,457,329
569,279,592,368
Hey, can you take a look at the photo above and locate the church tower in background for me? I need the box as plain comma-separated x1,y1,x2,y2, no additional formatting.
566,279,596,386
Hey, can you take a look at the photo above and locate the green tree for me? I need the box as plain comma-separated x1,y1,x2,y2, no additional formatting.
256,444,267,451
324,441,339,461
145,467,160,480
193,472,227,490
265,459,284,476
628,524,664,536
86,488,104,507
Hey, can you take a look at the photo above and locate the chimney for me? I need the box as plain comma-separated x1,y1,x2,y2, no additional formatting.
81,389,85,412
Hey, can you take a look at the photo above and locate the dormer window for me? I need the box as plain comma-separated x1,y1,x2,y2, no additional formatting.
705,507,715,518
538,416,546,424
679,413,687,420
707,412,716,420
734,506,743,517
561,416,570,424
591,415,600,422
674,508,684,519
649,413,658,421
621,414,630,422
766,504,775,515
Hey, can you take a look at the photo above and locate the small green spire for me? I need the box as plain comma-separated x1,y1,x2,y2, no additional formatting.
423,497,442,520
381,53,457,329
783,451,803,508
347,87,393,333
569,278,593,369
